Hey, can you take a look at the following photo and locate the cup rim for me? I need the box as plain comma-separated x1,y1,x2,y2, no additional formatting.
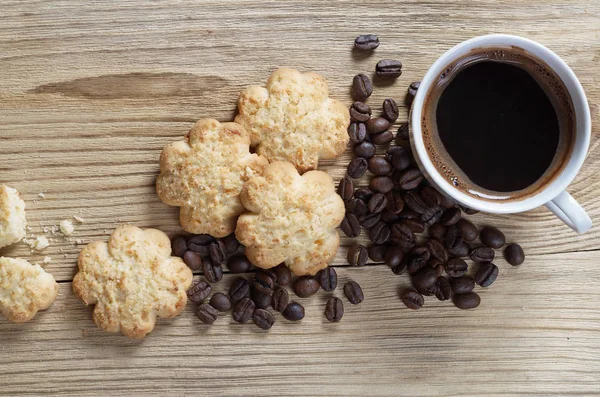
410,34,591,214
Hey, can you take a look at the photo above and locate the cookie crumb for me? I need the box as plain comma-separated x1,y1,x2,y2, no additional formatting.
60,220,75,236
43,256,52,264
73,215,84,223
76,239,84,244
38,192,45,198
25,236,50,251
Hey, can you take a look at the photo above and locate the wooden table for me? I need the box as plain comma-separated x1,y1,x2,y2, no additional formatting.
1,1,599,395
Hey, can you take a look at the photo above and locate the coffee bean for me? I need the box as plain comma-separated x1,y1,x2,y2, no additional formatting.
209,292,232,312
366,117,390,134
354,187,373,202
196,303,219,324
188,242,209,255
385,146,402,162
343,281,364,305
421,206,444,226
445,225,463,249
371,130,394,145
348,122,367,144
188,234,215,247
435,277,453,301
456,218,478,242
403,191,428,214
445,258,468,278
264,268,279,285
376,59,402,79
348,244,369,266
480,226,506,249
413,245,431,260
350,101,372,122
293,276,320,298
337,176,354,202
406,81,420,105
419,186,440,208
469,246,495,263
400,219,425,233
429,223,447,240
432,262,445,278
426,239,448,263
183,250,203,271
368,156,392,175
324,297,344,322
368,193,387,214
384,246,404,268
382,98,399,122
359,212,381,228
369,221,391,244
396,122,410,142
450,275,475,294
396,169,424,190
504,244,525,266
439,194,457,209
399,208,420,220
171,236,188,258
370,176,395,194
475,262,499,287
392,260,408,275
346,198,368,216
354,34,380,51
447,242,470,258
416,282,438,297
272,286,289,312
381,210,402,224
412,266,437,290
440,208,461,226
208,241,227,265
227,254,252,274
459,205,479,215
232,297,255,323
252,271,274,296
391,223,415,250
407,253,429,275
222,233,241,255
187,281,212,303
341,213,361,237
384,191,404,214
391,146,412,171
229,277,250,301
282,302,305,321
347,157,368,179
453,292,481,310
354,141,376,159
253,308,275,330
367,244,388,262
317,267,337,292
402,290,424,309
352,73,373,101
202,258,223,283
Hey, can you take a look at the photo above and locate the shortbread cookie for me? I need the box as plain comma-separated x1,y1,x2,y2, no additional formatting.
0,185,27,249
0,257,58,323
236,161,345,276
73,225,193,339
156,118,268,238
235,68,350,173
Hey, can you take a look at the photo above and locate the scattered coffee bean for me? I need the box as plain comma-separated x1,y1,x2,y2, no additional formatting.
368,156,392,175
407,252,429,275
426,238,449,263
453,292,481,309
440,207,461,226
253,308,275,330
222,233,241,255
421,206,443,226
439,194,456,209
202,258,223,283
272,286,289,312
371,130,394,145
456,218,478,242
368,193,387,214
344,281,364,304
445,225,463,249
252,271,274,296
433,262,445,278
366,117,390,134
352,73,373,101
263,268,278,284
447,242,470,258
480,226,506,249
232,297,255,323
293,276,320,298
450,275,475,294
188,241,209,255
348,122,367,144
475,262,499,287
354,141,376,158
445,258,468,278
354,187,373,202
171,236,188,258
369,221,391,244
348,244,369,266
435,277,453,301
370,176,394,194
347,157,368,179
469,246,495,263
282,302,305,321
418,187,439,209
229,277,250,301
459,205,479,215
384,246,404,268
429,223,447,240
341,213,362,237
187,281,212,303
227,254,252,274
401,218,425,233
392,260,408,275
504,243,525,266
416,282,438,297
209,292,232,312
385,191,404,214
325,297,344,322
317,267,337,292
385,146,402,161
354,34,380,51
183,250,203,271
208,240,227,264
337,175,354,202
391,223,415,250
391,146,412,170
196,303,219,324
396,169,424,191
376,59,403,79
382,98,399,122
402,290,424,309
413,246,431,260
399,208,420,220
188,234,215,247
367,244,388,262
350,101,372,122
396,122,410,142
381,210,402,224
346,198,368,216
406,81,420,105
403,191,428,214
412,266,437,290
359,211,381,228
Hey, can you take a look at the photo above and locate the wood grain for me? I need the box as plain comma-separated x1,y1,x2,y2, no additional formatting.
1,0,600,395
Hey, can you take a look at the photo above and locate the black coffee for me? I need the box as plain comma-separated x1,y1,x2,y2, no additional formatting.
422,48,575,200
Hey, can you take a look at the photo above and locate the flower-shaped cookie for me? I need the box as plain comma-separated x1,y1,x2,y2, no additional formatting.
0,257,58,323
236,161,345,276
235,68,350,173
73,225,193,339
0,184,27,249
156,118,268,237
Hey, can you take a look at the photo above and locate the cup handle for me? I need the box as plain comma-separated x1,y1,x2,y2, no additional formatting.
544,191,592,233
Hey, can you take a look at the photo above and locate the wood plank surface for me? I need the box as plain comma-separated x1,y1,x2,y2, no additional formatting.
0,0,599,395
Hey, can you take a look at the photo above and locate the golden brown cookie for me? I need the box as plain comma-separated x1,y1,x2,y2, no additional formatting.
236,161,345,276
0,257,58,323
235,68,350,173
0,184,27,249
73,225,193,339
156,118,268,237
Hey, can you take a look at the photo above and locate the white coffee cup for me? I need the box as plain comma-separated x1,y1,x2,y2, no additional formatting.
410,34,592,233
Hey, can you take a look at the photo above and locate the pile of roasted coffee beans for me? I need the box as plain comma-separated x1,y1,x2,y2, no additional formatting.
172,233,364,329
